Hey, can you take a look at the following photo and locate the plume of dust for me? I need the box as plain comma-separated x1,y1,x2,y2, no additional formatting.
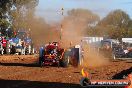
28,17,60,47
60,16,87,49
81,43,109,68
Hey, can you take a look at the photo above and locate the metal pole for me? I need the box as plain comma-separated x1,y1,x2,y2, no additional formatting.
60,7,64,41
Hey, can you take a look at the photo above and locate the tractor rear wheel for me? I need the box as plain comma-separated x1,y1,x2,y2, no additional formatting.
40,61,43,67
60,52,70,67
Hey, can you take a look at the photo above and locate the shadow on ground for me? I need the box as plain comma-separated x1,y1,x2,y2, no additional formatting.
0,79,82,88
0,79,126,88
112,67,132,79
0,62,39,67
0,62,69,68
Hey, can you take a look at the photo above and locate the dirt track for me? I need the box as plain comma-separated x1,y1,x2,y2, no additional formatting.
0,55,131,88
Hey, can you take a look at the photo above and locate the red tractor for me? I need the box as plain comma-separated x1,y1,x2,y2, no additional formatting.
39,42,69,67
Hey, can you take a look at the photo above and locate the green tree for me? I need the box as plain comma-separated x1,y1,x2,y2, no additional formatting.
97,9,131,39
9,0,39,30
0,0,13,34
0,0,39,36
127,20,132,37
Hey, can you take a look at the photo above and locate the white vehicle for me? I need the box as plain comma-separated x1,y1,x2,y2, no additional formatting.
15,39,25,55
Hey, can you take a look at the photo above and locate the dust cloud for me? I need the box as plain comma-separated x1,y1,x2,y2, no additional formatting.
59,9,99,48
28,17,60,47
81,43,109,68
60,16,87,48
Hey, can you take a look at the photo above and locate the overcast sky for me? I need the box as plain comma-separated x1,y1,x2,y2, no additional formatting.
35,0,132,23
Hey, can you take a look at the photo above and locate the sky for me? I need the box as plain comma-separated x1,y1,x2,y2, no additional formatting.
35,0,132,23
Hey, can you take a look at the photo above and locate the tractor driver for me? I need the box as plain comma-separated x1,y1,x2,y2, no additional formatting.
52,43,58,56
47,42,56,55
53,46,58,56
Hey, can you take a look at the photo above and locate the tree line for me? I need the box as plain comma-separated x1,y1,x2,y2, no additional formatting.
65,9,132,40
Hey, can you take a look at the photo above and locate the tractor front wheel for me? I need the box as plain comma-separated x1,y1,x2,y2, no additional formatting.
39,47,44,67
